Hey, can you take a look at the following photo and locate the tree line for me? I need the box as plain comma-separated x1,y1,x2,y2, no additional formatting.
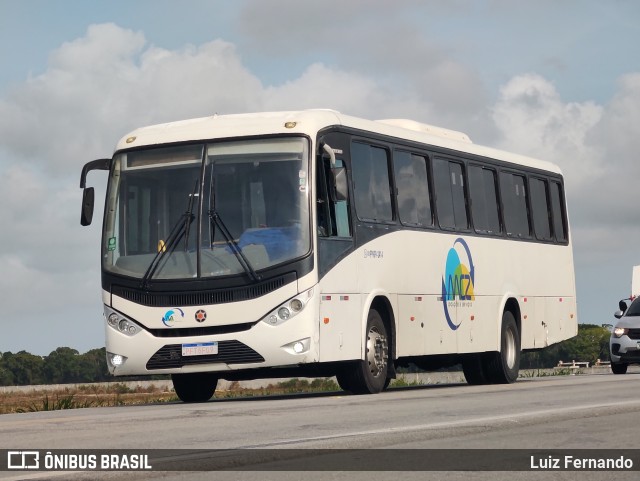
0,347,110,386
0,324,612,386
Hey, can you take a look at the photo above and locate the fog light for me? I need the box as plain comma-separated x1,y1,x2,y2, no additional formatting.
268,315,278,325
107,352,127,367
282,337,311,355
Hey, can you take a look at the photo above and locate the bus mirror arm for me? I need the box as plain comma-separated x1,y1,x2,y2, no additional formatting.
322,142,336,168
80,158,111,189
79,158,111,226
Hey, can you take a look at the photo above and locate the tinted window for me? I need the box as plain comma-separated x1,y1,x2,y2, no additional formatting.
351,142,393,222
626,297,640,316
468,165,500,234
550,181,567,242
500,172,530,238
433,158,468,230
529,178,552,241
394,151,433,227
317,159,351,238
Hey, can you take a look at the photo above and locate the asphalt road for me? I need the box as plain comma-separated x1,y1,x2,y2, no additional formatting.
2,372,640,481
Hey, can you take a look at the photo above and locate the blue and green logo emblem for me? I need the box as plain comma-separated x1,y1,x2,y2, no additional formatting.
162,308,184,327
441,238,475,331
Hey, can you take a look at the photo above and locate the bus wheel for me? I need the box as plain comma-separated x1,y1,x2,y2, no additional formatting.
462,353,489,385
611,362,628,374
171,372,218,403
485,311,520,384
348,308,390,394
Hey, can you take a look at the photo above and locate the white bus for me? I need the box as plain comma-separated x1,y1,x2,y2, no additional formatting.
80,110,577,402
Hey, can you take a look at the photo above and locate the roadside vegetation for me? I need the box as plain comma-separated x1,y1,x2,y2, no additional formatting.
0,324,612,414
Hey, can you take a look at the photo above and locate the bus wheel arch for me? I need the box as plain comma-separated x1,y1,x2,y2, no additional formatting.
369,295,396,371
337,296,395,394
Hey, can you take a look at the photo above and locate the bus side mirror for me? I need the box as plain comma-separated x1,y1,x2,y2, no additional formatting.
81,187,95,226
330,167,348,202
614,310,624,319
79,158,111,226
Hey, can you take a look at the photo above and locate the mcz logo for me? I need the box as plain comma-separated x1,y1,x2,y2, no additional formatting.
162,308,184,327
441,238,475,331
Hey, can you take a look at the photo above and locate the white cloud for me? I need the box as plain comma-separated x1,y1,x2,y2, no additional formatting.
492,74,604,188
489,72,640,328
1,22,640,353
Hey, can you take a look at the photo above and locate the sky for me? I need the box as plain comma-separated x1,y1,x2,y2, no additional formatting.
1,0,639,356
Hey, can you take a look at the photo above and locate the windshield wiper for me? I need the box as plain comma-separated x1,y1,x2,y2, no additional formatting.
208,209,261,283
140,181,199,289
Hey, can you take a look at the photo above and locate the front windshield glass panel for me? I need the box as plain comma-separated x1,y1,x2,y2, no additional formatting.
102,137,310,280
103,145,203,279
203,138,310,277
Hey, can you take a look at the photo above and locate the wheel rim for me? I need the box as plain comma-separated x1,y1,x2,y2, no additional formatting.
504,326,516,369
366,326,388,377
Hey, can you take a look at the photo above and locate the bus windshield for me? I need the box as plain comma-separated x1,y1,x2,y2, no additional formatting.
103,137,310,280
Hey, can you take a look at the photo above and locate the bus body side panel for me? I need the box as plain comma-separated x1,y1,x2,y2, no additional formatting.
316,229,577,363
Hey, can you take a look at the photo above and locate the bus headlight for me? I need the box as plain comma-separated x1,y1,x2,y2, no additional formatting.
108,313,119,327
104,307,142,337
261,288,313,326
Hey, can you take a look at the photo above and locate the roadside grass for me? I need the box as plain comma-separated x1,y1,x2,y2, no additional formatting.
1,379,342,414
2,369,582,414
1,383,178,414
519,368,578,378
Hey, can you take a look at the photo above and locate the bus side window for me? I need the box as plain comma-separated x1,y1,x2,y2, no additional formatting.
499,172,531,238
433,158,469,231
550,181,567,242
529,177,553,241
317,157,351,238
351,142,393,223
394,151,433,227
468,165,501,235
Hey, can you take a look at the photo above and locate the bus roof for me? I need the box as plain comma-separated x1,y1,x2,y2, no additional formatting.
116,109,562,175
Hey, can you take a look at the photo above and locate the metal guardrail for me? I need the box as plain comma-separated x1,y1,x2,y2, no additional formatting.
555,359,611,374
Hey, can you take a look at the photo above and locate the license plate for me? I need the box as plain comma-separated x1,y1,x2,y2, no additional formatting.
182,342,218,357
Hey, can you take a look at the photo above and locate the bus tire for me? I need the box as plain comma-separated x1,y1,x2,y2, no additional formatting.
345,308,390,394
611,362,628,374
484,311,520,384
171,372,218,403
462,353,489,385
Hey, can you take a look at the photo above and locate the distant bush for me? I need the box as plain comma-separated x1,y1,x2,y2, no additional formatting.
521,324,610,368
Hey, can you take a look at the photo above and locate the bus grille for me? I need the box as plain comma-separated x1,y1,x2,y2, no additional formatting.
146,341,265,370
146,322,255,338
112,272,296,307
